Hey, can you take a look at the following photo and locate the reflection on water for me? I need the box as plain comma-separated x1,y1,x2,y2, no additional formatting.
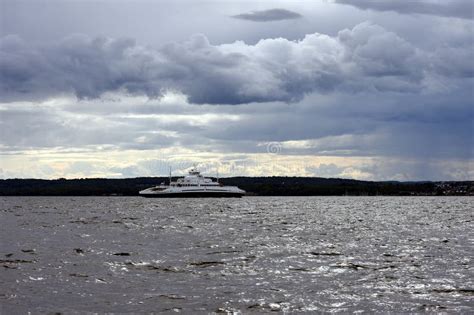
1,196,473,313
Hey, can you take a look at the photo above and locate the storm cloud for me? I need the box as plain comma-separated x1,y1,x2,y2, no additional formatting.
2,22,467,104
232,9,302,22
1,1,473,181
335,0,474,19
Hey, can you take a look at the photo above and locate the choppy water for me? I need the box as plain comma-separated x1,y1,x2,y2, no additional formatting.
1,196,473,313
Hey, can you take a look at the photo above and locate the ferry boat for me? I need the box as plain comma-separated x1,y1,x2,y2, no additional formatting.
139,167,245,198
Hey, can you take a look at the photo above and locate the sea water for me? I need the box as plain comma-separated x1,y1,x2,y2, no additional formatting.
1,196,473,313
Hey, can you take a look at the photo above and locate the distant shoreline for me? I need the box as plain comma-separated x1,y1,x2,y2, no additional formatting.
1,177,472,196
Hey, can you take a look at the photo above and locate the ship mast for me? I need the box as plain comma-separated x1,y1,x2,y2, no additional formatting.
169,166,172,186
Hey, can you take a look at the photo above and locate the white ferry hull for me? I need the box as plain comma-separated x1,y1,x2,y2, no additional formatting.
140,191,244,198
139,186,245,198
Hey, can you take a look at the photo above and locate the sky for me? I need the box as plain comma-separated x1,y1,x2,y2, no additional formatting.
0,0,473,180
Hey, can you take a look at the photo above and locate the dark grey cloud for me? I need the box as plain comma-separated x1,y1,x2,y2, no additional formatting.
3,22,463,105
335,0,474,19
173,84,472,160
232,8,302,22
1,2,472,181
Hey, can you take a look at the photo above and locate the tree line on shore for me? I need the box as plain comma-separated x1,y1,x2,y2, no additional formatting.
0,177,472,196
